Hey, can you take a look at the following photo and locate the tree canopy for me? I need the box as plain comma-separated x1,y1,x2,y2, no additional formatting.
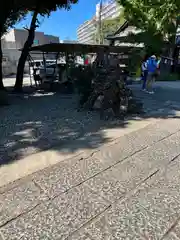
0,0,78,90
116,0,180,54
95,12,125,44
0,0,78,36
0,2,27,36
14,0,78,91
102,13,125,38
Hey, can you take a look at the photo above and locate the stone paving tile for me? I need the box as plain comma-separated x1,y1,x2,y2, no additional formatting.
84,168,125,203
0,181,45,227
69,231,99,240
0,202,60,240
32,121,180,201
0,232,4,240
167,221,180,239
137,159,180,229
69,157,180,240
68,214,113,240
134,158,180,239
0,184,109,240
33,156,107,198
69,197,155,240
51,185,110,239
84,131,180,204
163,232,180,240
132,187,180,238
94,118,180,164
69,187,178,240
145,157,180,189
1,116,180,239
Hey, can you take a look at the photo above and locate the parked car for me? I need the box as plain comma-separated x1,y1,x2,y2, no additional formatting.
39,63,58,79
30,60,56,76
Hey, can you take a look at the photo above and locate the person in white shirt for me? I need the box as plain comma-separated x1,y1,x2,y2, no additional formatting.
141,56,148,91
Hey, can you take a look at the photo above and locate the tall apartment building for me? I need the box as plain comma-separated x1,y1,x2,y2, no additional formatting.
96,0,121,21
77,18,96,44
2,29,59,75
77,0,122,44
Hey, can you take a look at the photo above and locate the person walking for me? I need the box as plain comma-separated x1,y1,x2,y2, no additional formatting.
141,56,148,91
146,55,158,94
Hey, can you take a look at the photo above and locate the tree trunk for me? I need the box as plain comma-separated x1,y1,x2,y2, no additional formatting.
0,38,5,90
14,11,38,92
170,18,179,73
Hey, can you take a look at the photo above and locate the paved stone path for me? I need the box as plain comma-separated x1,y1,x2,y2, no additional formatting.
1,85,180,239
1,117,180,239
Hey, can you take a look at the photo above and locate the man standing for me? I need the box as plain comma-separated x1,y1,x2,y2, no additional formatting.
141,56,148,91
146,55,158,94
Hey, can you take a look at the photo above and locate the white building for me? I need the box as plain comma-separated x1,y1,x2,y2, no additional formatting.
2,29,59,75
77,0,122,44
96,0,121,21
77,18,96,44
61,40,78,44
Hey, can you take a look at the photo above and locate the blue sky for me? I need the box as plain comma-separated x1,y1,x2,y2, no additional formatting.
16,0,100,40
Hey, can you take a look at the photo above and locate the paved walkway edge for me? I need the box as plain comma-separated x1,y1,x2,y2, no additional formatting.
0,118,158,188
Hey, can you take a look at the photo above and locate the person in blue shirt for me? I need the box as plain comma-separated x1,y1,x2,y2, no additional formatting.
146,55,158,94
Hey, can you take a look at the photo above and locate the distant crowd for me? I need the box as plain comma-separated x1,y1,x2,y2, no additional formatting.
141,55,161,94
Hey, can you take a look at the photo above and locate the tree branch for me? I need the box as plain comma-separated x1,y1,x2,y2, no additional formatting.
23,27,30,31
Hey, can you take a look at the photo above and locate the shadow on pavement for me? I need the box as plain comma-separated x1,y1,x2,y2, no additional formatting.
0,85,180,166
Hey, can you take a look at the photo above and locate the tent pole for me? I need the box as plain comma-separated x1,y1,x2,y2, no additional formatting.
43,52,46,74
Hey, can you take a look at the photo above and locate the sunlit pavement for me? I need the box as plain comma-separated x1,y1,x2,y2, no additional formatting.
1,81,180,239
3,75,32,88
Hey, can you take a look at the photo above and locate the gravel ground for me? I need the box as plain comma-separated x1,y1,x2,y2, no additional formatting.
1,77,180,165
1,77,123,165
0,91,109,165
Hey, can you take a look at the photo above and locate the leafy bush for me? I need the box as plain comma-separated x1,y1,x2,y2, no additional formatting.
157,72,180,81
73,66,94,106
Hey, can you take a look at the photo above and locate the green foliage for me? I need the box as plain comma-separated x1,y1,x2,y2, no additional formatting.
26,0,78,15
95,12,125,44
157,72,180,81
0,3,27,36
127,48,145,73
102,12,125,40
0,0,78,35
73,66,94,106
124,31,164,55
116,0,180,54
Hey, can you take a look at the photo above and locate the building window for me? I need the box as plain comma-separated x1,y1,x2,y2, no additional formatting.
2,57,7,62
33,39,39,45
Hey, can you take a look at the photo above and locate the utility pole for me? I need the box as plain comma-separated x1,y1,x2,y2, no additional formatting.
97,0,103,44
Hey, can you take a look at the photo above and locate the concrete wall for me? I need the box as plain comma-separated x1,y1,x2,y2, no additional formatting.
44,34,59,44
2,30,15,43
2,29,59,75
14,29,46,48
3,29,59,49
2,48,29,75
1,40,17,49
